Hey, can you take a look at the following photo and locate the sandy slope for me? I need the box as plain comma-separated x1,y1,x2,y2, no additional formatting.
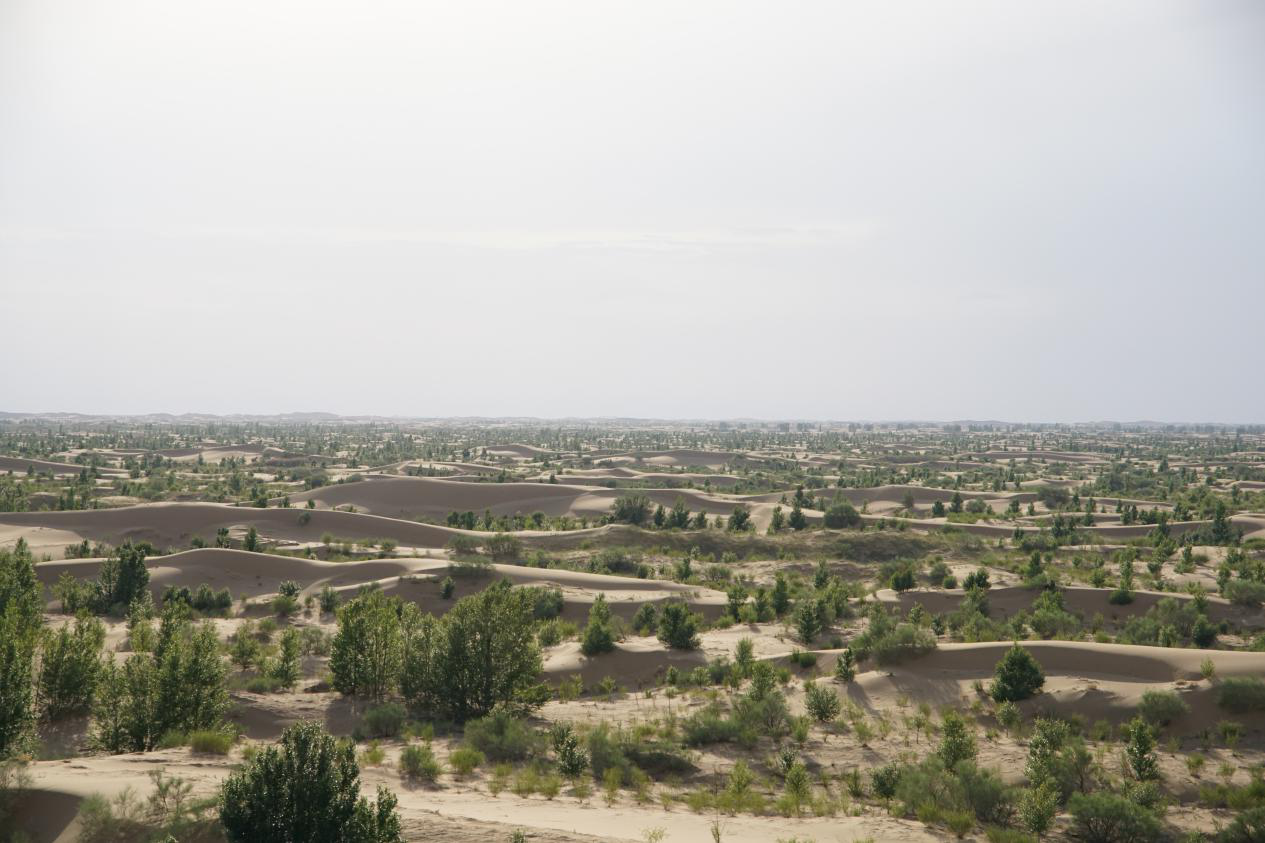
0,455,95,477
0,503,470,558
283,477,595,519
876,585,1260,628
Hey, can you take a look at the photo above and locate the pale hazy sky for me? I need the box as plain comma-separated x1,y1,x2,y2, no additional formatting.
2,1,1262,422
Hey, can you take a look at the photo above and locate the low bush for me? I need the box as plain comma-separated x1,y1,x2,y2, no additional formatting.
1067,792,1162,842
399,744,442,782
447,746,484,777
464,709,538,761
1216,677,1265,713
1137,690,1189,726
188,729,234,754
361,702,408,738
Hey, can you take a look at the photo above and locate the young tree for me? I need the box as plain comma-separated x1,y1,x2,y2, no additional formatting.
580,593,616,656
92,541,151,613
611,494,651,525
726,584,747,620
1123,717,1158,781
937,710,978,769
727,507,752,531
271,628,302,690
39,613,105,720
1020,781,1059,841
772,574,791,617
834,648,857,683
0,539,40,757
219,721,401,843
667,497,691,530
401,580,542,721
991,643,1045,702
787,503,807,531
793,599,823,644
656,602,700,650
331,589,402,701
768,505,786,533
804,680,841,722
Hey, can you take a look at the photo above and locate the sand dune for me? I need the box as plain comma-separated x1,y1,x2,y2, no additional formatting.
877,585,1257,628
543,639,708,687
36,548,425,602
0,502,466,557
284,477,594,519
0,455,92,477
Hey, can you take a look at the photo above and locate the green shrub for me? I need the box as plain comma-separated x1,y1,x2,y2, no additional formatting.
991,644,1044,703
656,602,700,650
804,681,841,722
399,743,442,782
1216,677,1265,713
219,721,401,842
463,709,538,762
447,746,484,777
1067,792,1162,842
871,623,937,665
1137,690,1189,726
362,702,408,738
189,729,234,754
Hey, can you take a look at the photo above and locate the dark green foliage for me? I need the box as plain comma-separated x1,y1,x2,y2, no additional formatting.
656,601,700,650
1216,677,1265,713
1136,690,1189,726
219,721,401,843
1067,792,1162,842
550,723,589,778
793,599,823,644
611,494,651,525
991,643,1045,702
937,711,978,768
834,647,856,682
728,507,752,531
39,613,105,719
580,593,616,656
330,589,402,700
0,539,41,757
804,680,840,722
823,501,862,529
91,542,152,613
464,708,539,761
1122,717,1158,781
401,581,543,721
1217,806,1265,843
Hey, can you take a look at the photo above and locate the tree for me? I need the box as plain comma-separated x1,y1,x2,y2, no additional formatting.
932,500,946,518
92,541,151,613
950,492,964,513
793,599,823,644
652,504,665,528
331,589,403,701
823,501,861,529
1068,792,1162,842
727,507,751,531
219,721,401,843
804,680,841,722
39,613,105,720
768,505,785,533
656,602,700,650
154,619,229,740
611,495,651,525
401,580,543,721
834,648,856,682
92,656,129,752
1020,781,1058,841
1122,717,1158,781
244,527,259,552
667,497,691,529
0,539,40,757
937,711,977,768
271,628,302,690
787,503,807,531
991,643,1044,702
580,593,616,656
726,585,746,620
772,574,791,616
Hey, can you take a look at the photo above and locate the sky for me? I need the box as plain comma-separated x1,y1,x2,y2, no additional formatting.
2,1,1263,422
